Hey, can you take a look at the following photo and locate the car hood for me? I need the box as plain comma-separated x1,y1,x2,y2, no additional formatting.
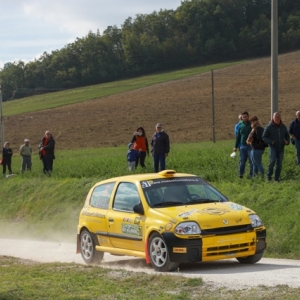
152,202,254,228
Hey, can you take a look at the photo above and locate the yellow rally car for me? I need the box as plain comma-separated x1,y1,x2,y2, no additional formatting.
77,170,266,272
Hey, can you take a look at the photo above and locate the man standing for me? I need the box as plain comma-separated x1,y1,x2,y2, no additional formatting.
19,138,32,173
233,111,253,178
289,110,300,165
39,131,55,175
151,123,170,172
262,112,290,182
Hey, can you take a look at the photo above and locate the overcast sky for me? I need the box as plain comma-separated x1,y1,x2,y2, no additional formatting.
0,0,182,69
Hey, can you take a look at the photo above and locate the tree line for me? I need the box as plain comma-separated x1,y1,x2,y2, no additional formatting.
1,0,300,101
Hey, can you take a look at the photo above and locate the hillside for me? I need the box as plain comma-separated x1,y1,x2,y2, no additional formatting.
3,50,300,150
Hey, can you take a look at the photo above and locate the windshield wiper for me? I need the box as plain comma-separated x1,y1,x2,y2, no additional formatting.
153,201,185,207
189,199,218,204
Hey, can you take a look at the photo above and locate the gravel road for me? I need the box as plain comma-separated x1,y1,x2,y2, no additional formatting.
1,238,300,290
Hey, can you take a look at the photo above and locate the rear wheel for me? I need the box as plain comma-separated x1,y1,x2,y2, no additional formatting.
236,252,263,264
80,229,104,264
148,232,179,272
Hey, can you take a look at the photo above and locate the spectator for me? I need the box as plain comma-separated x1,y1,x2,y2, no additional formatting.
39,131,55,175
127,143,138,171
19,138,32,173
151,123,170,172
246,116,265,177
289,110,300,165
130,126,149,168
233,111,253,178
234,114,243,137
2,141,13,176
262,112,290,182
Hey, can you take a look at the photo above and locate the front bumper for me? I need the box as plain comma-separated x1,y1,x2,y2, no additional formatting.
163,229,266,263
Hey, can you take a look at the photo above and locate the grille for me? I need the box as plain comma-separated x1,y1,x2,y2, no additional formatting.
202,224,252,236
206,241,255,257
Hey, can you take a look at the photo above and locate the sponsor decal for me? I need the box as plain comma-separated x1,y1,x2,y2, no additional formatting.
99,238,108,244
169,219,177,224
173,247,187,253
218,237,242,243
235,218,242,223
165,223,173,231
123,217,132,223
178,209,198,218
134,217,141,225
81,210,106,218
228,203,243,211
122,224,142,236
198,208,230,215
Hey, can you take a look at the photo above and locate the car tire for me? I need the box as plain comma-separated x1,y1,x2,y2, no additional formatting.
148,232,179,272
80,229,104,264
236,252,263,264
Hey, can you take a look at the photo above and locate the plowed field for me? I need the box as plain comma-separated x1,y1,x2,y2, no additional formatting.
4,51,300,150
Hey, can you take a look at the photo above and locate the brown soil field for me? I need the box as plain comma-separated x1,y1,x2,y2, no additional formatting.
4,50,300,151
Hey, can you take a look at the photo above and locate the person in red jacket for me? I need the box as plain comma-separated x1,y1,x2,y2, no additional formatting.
130,126,149,168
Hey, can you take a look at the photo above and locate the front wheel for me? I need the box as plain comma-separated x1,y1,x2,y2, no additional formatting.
148,232,179,272
236,252,263,264
80,229,104,264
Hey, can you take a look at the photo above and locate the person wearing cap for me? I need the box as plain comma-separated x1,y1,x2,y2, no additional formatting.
20,138,33,173
151,123,170,172
127,143,138,171
246,116,265,177
262,112,290,182
39,131,56,175
2,141,13,176
289,110,300,165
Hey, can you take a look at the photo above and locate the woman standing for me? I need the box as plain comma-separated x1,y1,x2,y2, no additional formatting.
2,141,13,176
130,127,149,168
39,131,55,175
247,116,265,177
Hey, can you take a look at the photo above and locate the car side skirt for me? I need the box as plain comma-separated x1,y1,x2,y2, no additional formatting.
95,245,146,259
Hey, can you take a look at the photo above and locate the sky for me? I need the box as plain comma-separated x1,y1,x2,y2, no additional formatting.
0,0,182,69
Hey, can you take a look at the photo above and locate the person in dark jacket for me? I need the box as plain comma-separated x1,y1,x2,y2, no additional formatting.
262,112,290,182
2,141,13,176
246,116,265,177
233,111,253,178
151,123,170,172
130,126,149,168
39,131,55,175
289,110,300,165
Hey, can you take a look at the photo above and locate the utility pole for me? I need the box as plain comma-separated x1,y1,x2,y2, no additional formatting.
271,0,278,118
0,82,4,146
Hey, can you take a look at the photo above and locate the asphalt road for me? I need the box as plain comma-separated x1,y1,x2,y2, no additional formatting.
1,238,300,290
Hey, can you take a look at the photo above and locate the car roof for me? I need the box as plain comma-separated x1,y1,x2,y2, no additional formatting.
95,170,198,185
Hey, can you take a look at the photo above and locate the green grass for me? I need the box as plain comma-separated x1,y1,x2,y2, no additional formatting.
2,61,244,116
0,256,299,300
1,140,300,259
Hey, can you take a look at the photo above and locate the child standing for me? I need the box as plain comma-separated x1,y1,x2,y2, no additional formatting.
2,141,13,176
127,143,138,171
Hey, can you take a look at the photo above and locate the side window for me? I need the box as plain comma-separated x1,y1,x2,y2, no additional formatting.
90,182,115,209
113,182,140,212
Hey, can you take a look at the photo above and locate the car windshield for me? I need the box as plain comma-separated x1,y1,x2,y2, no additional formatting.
141,176,228,208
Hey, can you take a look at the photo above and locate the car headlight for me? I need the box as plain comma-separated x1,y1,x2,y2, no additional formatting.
249,214,263,228
175,222,201,235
